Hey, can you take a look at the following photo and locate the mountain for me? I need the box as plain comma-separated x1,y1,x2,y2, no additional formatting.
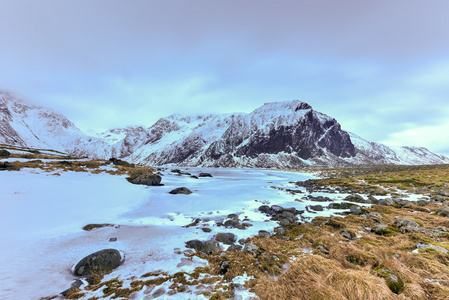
0,91,116,158
1,90,448,167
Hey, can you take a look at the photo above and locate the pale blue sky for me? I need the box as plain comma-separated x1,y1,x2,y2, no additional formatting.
1,0,449,155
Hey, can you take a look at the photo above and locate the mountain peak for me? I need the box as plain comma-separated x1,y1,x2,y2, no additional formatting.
259,100,312,111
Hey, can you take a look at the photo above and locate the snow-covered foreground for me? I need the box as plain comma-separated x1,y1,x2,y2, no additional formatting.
0,167,316,299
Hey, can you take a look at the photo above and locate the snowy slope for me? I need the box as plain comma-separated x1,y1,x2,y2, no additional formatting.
1,90,448,167
348,132,449,165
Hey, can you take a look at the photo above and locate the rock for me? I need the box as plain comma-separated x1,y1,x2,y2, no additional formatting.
109,237,117,242
185,239,203,251
190,175,199,179
275,227,286,236
238,238,246,245
243,243,260,257
59,160,73,165
282,211,295,219
0,161,20,171
74,249,122,276
417,200,429,206
215,233,237,245
227,213,239,220
378,198,395,206
0,150,11,157
396,218,420,228
109,158,134,167
367,195,379,204
317,245,329,254
349,205,363,215
258,230,271,238
309,205,324,211
227,244,242,252
201,227,212,233
436,207,449,217
198,172,213,177
438,189,449,197
344,194,366,203
61,279,83,297
127,172,162,186
279,219,291,227
340,229,355,240
171,169,181,173
169,187,192,195
416,243,448,254
366,212,383,219
201,240,221,255
219,261,230,274
241,222,253,228
271,205,284,213
224,219,243,229
371,224,393,235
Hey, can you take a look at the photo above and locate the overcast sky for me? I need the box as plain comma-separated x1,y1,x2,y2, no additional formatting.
1,1,449,156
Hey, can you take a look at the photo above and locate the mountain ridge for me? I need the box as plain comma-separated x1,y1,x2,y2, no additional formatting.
1,90,448,168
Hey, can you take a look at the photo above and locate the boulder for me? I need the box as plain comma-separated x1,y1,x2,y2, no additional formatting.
227,244,243,252
201,240,221,255
127,172,162,186
185,239,203,251
0,161,20,171
309,205,324,211
169,187,192,195
436,207,449,217
215,233,237,245
243,243,261,257
378,198,395,206
0,150,11,157
198,172,213,177
344,194,366,203
396,218,421,228
349,205,363,215
258,230,271,238
73,249,122,276
274,227,286,236
340,229,356,240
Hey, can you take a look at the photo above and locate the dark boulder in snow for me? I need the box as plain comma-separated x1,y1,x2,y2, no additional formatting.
0,149,11,157
0,161,20,171
198,172,213,177
185,239,222,255
185,239,221,255
169,187,193,194
127,172,162,186
73,249,122,276
215,232,237,245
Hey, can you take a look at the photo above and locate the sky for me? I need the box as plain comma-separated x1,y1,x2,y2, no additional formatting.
1,0,449,156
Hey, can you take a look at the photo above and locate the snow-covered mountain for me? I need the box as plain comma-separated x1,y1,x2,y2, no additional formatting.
1,90,448,167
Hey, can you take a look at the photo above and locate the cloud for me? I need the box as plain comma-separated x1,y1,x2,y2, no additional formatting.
0,0,449,155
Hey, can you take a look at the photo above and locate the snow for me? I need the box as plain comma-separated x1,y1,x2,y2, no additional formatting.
0,167,313,299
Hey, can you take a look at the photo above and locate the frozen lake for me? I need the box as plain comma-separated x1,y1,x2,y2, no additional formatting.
0,167,314,299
